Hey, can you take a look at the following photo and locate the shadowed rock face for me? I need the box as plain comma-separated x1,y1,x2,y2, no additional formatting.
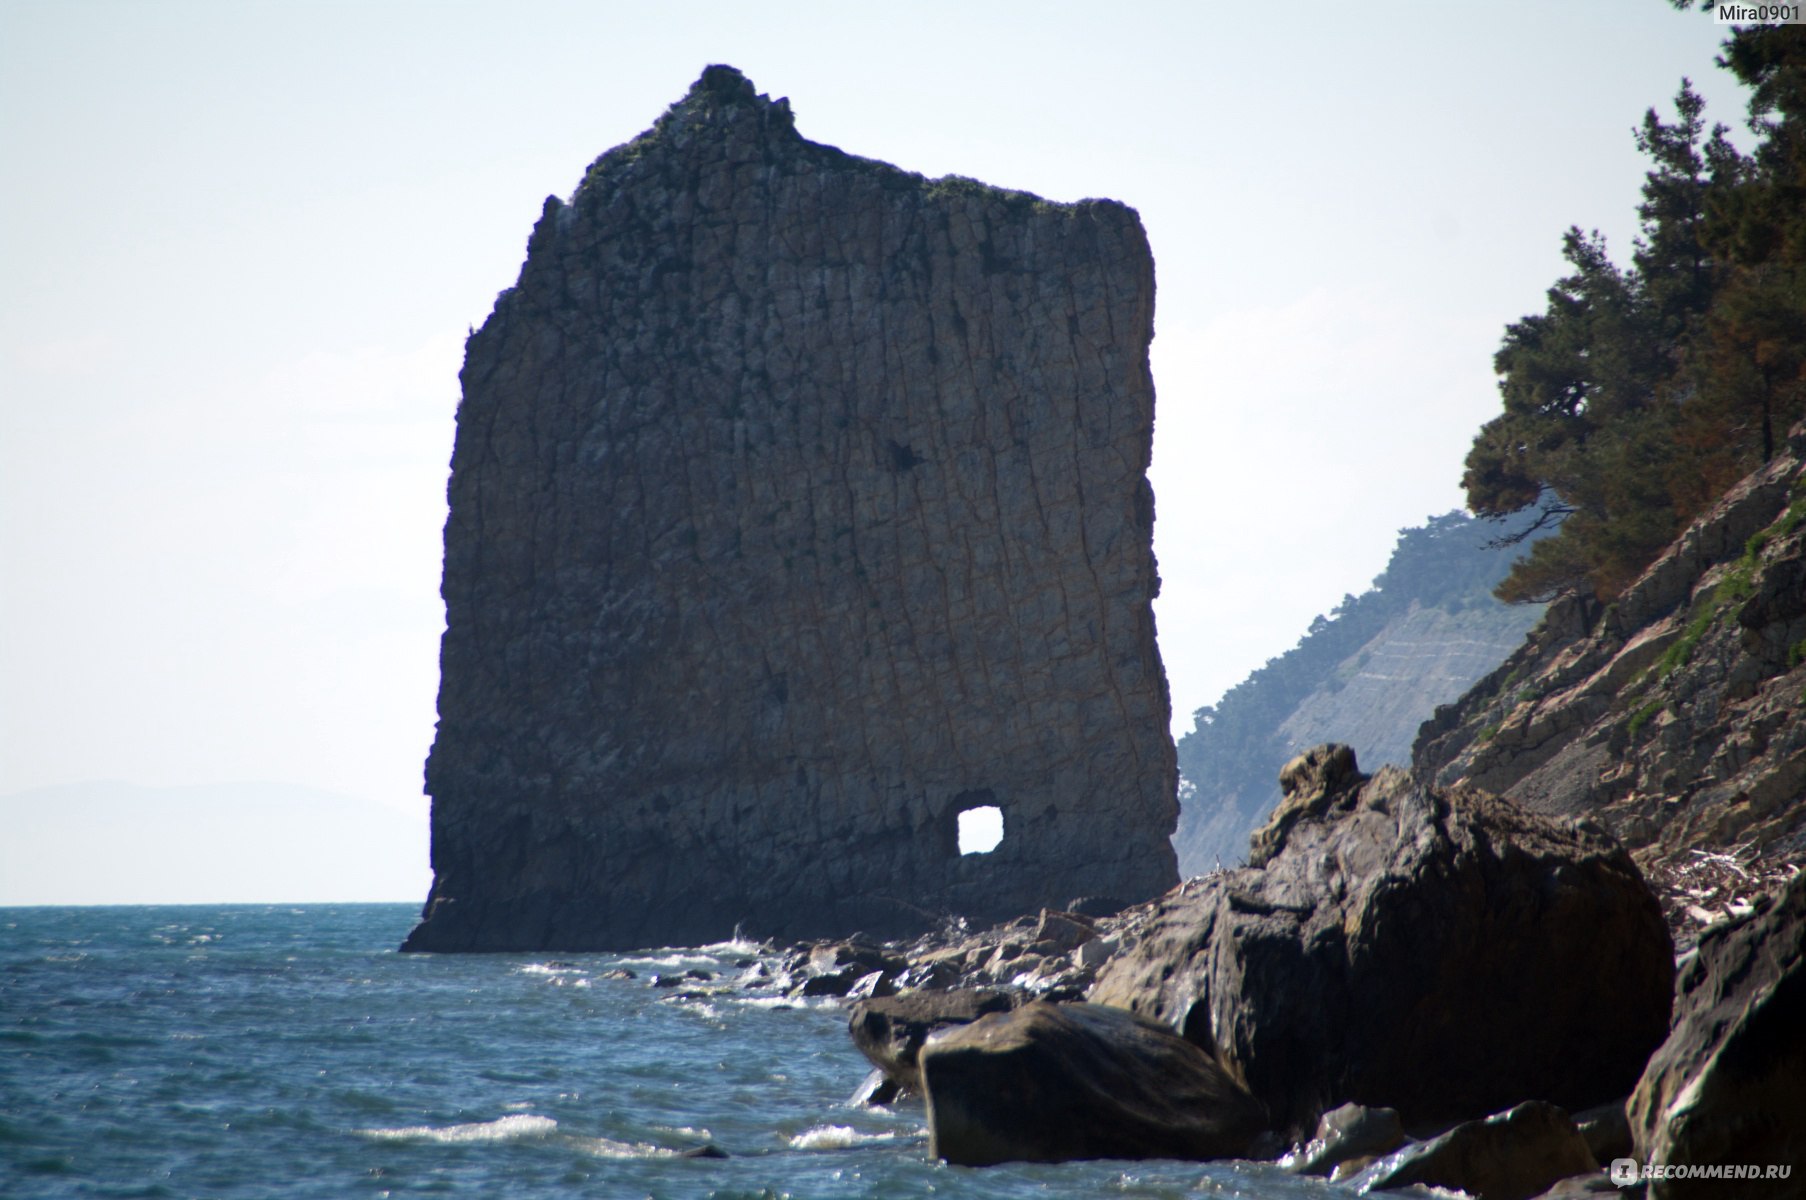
404,66,1178,952
1090,748,1673,1137
920,1002,1267,1166
1355,1101,1598,1200
1629,871,1806,1200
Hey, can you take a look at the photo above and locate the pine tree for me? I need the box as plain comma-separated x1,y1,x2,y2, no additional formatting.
1468,16,1806,604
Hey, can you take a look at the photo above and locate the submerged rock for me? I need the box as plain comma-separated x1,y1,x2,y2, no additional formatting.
1090,747,1673,1135
1358,1100,1598,1200
406,63,1178,953
847,1066,901,1107
1627,870,1806,1199
1287,1101,1405,1177
918,1001,1266,1166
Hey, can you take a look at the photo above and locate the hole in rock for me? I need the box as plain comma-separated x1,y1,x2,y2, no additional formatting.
957,805,1004,856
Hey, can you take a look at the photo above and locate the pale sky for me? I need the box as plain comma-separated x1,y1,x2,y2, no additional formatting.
0,1,1749,902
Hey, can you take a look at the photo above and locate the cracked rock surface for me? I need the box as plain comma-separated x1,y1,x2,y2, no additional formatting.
404,66,1177,952
1089,748,1673,1138
1413,421,1806,948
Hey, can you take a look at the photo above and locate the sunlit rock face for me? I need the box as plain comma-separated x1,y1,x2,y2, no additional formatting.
403,66,1178,952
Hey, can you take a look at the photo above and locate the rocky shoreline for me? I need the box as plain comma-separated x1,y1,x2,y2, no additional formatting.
627,746,1801,1199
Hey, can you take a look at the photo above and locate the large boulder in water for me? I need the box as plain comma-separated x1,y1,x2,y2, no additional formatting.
1627,870,1806,1198
848,988,1017,1094
1090,747,1673,1136
918,1001,1266,1165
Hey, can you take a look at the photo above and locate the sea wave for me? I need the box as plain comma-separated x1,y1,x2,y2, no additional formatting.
567,1135,689,1159
357,1114,558,1144
730,995,802,1010
730,994,848,1013
613,952,720,969
669,998,725,1021
785,1125,915,1151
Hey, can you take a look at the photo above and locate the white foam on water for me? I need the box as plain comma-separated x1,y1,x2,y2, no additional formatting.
785,1125,911,1151
566,1135,683,1159
517,962,585,976
654,1125,713,1140
357,1114,558,1144
616,952,712,969
729,995,802,1010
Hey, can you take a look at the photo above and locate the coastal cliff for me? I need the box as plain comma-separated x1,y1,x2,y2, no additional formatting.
405,66,1179,952
1415,420,1806,933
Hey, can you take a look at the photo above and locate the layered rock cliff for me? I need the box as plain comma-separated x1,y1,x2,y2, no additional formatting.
404,66,1179,952
1415,421,1806,935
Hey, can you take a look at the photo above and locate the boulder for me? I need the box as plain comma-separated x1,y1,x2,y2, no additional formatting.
1570,1099,1631,1167
847,989,1016,1094
1029,909,1096,954
848,1066,901,1107
1076,935,1117,970
809,940,904,977
893,955,965,991
843,969,896,1001
1287,1101,1405,1176
1359,1100,1598,1200
1090,749,1673,1135
1247,742,1363,868
795,938,905,997
1627,870,1806,1199
798,970,859,997
918,1001,1266,1166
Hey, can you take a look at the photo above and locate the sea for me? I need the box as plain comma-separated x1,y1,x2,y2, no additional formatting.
1,904,1349,1199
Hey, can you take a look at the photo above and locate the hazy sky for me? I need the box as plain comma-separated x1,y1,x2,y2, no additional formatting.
0,1,1750,901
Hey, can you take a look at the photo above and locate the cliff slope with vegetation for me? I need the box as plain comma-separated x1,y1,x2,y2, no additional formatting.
1416,424,1806,929
1422,14,1806,940
1172,512,1544,876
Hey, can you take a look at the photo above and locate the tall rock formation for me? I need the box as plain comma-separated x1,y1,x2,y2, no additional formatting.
404,67,1179,952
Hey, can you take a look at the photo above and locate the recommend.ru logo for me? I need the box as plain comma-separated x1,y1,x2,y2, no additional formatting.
1610,1158,1794,1184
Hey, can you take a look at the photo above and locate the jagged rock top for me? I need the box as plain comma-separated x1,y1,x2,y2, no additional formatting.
559,66,1120,220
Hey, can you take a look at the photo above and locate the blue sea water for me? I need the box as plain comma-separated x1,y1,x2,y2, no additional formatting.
1,905,1342,1199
